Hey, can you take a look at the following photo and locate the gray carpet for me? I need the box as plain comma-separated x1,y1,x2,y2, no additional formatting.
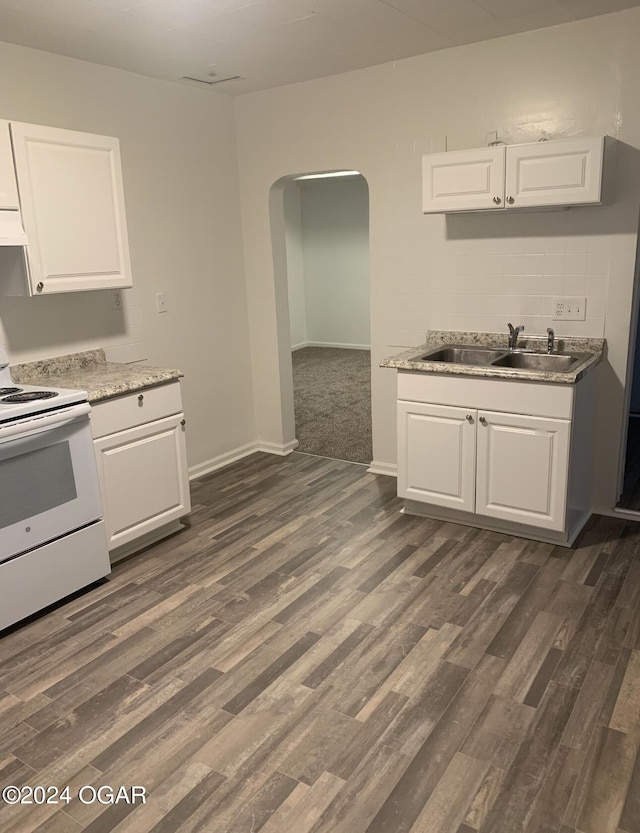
292,347,372,465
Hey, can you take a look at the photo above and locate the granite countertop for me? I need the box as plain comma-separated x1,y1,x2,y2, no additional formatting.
380,330,605,384
10,349,182,403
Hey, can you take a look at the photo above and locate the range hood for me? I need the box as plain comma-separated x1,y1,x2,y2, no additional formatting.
0,210,28,246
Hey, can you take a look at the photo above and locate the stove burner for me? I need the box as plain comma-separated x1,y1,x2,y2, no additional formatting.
0,387,22,395
1,390,59,403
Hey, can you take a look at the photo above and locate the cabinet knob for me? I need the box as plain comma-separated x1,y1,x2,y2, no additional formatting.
492,196,501,205
479,416,487,425
138,394,144,405
506,196,515,204
466,414,474,423
181,419,186,427
36,282,44,293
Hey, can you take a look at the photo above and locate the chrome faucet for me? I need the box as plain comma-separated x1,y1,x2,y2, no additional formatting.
507,323,524,350
547,328,555,354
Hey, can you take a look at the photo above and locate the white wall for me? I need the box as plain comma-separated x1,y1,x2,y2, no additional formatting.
299,176,370,349
0,41,256,472
283,180,307,349
234,8,640,509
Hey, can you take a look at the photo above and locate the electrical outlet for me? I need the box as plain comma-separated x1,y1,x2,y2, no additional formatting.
553,296,586,321
111,291,122,310
156,292,167,313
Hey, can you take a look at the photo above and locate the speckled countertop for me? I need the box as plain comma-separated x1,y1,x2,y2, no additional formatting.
380,331,605,384
10,349,182,403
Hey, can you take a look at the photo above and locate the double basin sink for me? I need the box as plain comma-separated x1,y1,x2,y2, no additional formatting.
415,345,590,373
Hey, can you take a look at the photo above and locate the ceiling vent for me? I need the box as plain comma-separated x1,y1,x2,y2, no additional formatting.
179,74,243,86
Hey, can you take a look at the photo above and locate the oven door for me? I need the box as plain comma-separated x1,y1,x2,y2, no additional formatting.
0,402,102,563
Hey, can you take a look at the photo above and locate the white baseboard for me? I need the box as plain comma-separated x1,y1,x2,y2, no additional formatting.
109,521,185,563
188,439,299,480
257,439,299,456
402,500,580,547
367,460,397,477
291,341,370,351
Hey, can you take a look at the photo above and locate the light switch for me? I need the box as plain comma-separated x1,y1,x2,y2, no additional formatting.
156,292,167,313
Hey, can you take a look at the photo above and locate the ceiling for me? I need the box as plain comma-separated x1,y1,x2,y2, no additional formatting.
0,0,639,95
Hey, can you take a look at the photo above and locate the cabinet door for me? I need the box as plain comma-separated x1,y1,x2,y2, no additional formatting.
94,413,190,551
10,122,133,294
0,120,20,210
504,137,604,208
476,411,569,531
422,146,505,213
398,401,476,511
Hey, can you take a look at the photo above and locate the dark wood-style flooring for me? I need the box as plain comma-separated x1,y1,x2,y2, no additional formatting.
2,452,640,833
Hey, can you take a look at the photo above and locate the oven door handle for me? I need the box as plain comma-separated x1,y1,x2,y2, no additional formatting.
0,402,91,443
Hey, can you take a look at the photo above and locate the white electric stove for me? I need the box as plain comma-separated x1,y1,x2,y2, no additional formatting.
0,343,111,632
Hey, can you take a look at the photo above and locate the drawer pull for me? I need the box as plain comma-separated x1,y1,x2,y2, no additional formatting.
138,394,144,405
181,419,186,427
479,416,487,425
466,414,474,423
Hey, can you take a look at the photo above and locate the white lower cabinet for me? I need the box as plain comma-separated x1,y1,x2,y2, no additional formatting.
475,411,569,531
397,372,594,545
91,382,190,556
398,402,476,512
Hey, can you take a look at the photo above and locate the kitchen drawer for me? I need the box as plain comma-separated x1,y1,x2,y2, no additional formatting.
90,381,183,438
397,372,574,420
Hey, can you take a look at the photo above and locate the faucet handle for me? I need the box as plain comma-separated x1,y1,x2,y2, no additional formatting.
547,327,555,354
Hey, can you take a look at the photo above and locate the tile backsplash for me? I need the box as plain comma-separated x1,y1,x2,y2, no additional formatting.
382,214,612,348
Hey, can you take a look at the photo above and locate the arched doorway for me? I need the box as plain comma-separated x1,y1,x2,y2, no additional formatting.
269,170,371,464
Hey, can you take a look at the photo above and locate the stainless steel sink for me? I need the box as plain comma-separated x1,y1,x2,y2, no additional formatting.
417,345,508,365
490,352,591,372
411,343,592,374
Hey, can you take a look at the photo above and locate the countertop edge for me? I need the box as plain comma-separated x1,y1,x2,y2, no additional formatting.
380,332,605,385
86,370,183,404
10,351,184,403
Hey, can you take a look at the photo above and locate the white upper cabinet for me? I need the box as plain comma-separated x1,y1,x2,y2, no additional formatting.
422,146,505,213
0,120,19,210
422,136,608,213
4,121,133,295
505,137,605,209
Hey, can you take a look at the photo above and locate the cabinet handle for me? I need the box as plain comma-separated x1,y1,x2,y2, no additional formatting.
36,282,44,293
479,416,487,425
466,414,474,423
492,196,501,205
138,394,144,405
181,419,186,427
506,196,515,204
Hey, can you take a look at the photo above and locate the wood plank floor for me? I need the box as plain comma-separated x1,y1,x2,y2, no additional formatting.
2,451,640,833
